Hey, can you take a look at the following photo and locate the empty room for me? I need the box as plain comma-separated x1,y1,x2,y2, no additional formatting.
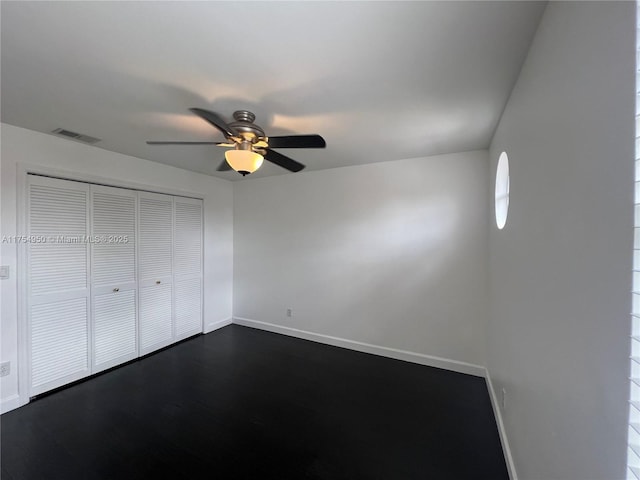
0,1,635,479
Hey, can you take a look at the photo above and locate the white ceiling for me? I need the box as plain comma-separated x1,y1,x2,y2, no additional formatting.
1,1,546,180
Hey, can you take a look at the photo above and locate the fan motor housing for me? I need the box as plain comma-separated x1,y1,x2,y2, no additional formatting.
228,110,265,141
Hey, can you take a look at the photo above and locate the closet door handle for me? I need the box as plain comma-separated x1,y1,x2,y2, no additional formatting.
113,288,120,292
156,280,161,285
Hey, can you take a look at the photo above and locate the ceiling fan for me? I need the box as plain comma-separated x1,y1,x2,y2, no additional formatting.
147,108,326,176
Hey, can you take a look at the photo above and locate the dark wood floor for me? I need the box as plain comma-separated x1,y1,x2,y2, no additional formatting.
1,325,508,479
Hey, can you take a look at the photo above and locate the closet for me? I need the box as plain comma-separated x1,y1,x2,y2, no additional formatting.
26,175,203,396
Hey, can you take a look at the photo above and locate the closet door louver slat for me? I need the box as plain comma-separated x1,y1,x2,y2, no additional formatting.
175,276,202,338
139,282,173,350
174,198,203,340
94,290,136,367
138,192,174,355
28,176,90,396
91,185,138,373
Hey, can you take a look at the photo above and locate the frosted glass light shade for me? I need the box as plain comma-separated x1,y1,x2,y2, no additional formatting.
225,150,264,175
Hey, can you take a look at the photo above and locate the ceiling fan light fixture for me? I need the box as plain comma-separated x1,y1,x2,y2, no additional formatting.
225,148,264,176
148,108,325,175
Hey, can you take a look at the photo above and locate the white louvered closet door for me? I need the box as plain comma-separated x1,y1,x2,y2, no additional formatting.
91,185,138,373
174,197,203,340
27,176,90,396
138,192,174,355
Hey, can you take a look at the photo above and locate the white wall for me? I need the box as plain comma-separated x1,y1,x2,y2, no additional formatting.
233,150,489,369
487,3,634,479
0,123,234,412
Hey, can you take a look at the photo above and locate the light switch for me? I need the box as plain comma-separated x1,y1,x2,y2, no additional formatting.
0,266,9,279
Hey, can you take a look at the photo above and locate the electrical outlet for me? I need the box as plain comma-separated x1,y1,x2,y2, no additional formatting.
286,308,292,318
0,362,10,377
501,388,507,410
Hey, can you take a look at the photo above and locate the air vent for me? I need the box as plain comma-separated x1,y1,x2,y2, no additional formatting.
51,128,101,144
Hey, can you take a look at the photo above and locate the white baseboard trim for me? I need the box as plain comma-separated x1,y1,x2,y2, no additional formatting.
204,317,233,334
485,371,517,480
232,317,486,377
1,394,23,415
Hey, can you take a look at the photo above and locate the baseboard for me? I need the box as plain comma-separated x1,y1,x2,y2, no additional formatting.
232,317,486,377
204,317,233,334
0,394,23,415
485,371,518,480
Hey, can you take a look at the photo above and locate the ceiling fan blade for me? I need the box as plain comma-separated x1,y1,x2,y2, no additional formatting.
146,141,223,145
264,149,305,172
268,135,326,149
216,160,232,172
189,108,238,139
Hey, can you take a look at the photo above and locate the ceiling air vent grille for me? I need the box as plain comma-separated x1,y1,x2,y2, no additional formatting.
51,128,101,144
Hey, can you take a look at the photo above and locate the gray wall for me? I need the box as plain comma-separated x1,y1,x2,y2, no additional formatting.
487,3,634,479
234,150,490,368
